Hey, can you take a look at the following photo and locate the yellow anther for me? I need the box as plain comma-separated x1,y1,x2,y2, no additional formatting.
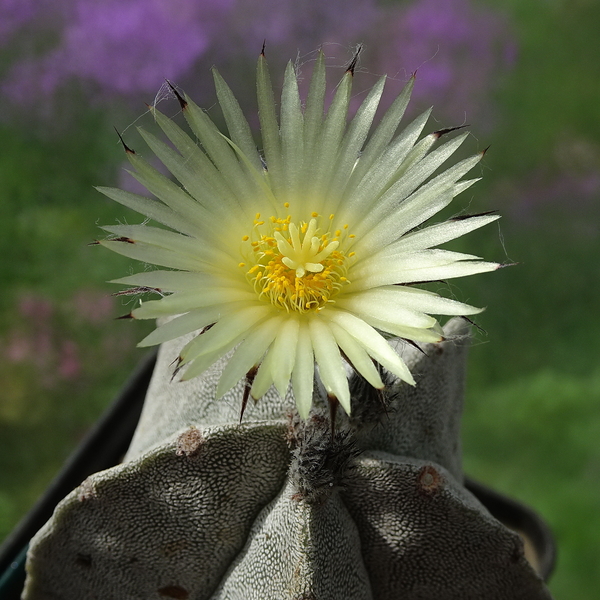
284,202,290,208
242,235,249,241
239,262,246,267
242,211,353,313
349,234,356,238
348,252,355,257
329,214,334,220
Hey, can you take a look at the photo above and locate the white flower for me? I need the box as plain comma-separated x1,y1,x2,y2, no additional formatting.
98,50,499,418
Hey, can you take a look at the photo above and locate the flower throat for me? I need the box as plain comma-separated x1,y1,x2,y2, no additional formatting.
240,209,354,313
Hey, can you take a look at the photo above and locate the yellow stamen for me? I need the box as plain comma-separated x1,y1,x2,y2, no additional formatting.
241,212,355,313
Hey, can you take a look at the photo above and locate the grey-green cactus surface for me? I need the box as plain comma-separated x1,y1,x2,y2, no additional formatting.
22,318,553,599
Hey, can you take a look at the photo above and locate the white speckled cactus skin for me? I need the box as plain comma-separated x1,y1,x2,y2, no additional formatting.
23,319,553,599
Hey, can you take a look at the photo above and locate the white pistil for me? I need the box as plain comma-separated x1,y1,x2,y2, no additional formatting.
274,219,340,278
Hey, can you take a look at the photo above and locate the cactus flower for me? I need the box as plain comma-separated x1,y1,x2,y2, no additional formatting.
99,50,499,417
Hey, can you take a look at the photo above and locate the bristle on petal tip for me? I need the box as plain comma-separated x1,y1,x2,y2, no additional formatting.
113,127,135,154
346,44,363,75
434,124,469,138
241,366,258,423
166,80,187,110
450,210,499,221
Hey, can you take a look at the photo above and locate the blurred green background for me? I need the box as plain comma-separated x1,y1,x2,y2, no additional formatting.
1,0,599,598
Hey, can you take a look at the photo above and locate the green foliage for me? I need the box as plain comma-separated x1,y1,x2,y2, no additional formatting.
0,116,153,542
463,369,600,600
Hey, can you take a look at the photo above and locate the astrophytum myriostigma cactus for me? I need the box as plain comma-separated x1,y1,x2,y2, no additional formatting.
23,319,552,599
23,51,553,599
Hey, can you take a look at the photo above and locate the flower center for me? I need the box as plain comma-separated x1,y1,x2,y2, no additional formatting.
240,210,354,313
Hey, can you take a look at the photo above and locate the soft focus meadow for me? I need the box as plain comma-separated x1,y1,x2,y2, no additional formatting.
1,0,599,597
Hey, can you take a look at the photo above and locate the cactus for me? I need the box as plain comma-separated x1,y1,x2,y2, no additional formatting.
23,318,553,599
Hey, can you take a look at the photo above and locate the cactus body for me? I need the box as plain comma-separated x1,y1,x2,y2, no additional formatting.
23,319,553,599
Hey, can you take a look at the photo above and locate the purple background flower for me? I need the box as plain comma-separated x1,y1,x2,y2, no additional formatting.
1,0,515,123
0,291,129,390
2,0,234,103
59,0,231,95
0,0,38,45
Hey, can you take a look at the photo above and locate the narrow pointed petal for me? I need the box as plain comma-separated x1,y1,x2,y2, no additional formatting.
137,127,244,221
349,250,499,290
329,321,384,390
111,270,212,292
182,95,248,187
291,325,315,418
250,349,276,399
149,107,244,213
216,315,284,397
336,295,438,329
124,153,222,233
327,75,386,206
100,239,208,273
95,186,199,237
139,304,237,347
340,108,432,221
308,71,353,212
179,304,272,364
132,288,254,320
378,213,500,255
309,316,351,413
339,286,483,317
301,51,326,187
212,68,263,172
280,62,304,198
179,339,243,382
328,310,416,386
270,316,300,397
256,53,284,196
102,224,232,266
345,75,415,191
353,132,470,235
358,315,443,344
